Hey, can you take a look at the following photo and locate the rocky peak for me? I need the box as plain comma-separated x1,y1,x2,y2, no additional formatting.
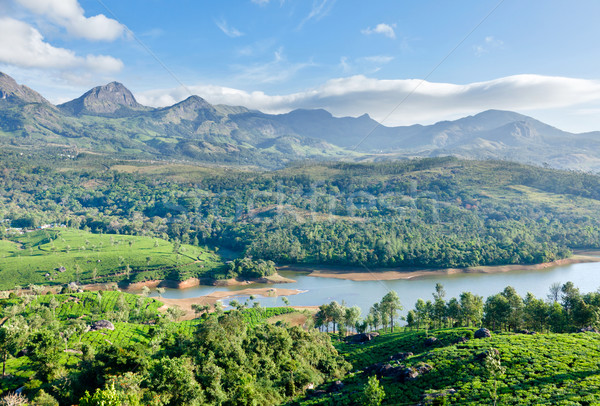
0,72,49,104
59,81,146,116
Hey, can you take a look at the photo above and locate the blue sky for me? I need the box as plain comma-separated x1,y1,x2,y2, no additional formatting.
1,0,600,131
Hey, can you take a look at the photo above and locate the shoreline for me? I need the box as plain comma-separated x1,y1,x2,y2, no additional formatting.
81,272,297,292
80,252,600,291
280,255,600,282
156,287,306,320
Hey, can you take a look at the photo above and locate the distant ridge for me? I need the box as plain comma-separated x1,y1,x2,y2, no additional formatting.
1,71,600,171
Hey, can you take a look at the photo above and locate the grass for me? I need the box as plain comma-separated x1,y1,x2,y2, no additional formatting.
0,228,224,289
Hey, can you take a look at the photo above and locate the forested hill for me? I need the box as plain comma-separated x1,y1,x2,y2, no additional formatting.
2,153,600,272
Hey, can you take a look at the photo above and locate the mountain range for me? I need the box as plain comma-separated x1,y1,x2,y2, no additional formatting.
1,71,599,170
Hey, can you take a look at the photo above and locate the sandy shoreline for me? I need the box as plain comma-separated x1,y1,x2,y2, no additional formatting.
280,255,600,282
157,287,306,320
115,272,296,292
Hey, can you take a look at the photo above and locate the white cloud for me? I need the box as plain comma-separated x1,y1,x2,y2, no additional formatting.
251,0,270,5
230,48,314,84
0,17,123,72
136,74,600,130
358,55,394,64
14,0,124,41
215,19,244,38
298,0,336,29
474,36,504,56
362,23,396,39
338,55,394,75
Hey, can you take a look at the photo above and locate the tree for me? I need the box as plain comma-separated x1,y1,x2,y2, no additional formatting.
191,304,210,318
368,303,382,331
0,319,28,377
27,330,62,381
433,283,447,328
362,375,385,406
144,357,204,406
484,294,510,331
380,291,402,332
406,310,417,330
79,382,122,406
523,292,550,332
447,297,461,327
344,305,361,335
502,286,524,331
329,301,346,334
166,306,186,321
141,286,150,297
547,282,562,303
415,299,431,331
460,292,484,327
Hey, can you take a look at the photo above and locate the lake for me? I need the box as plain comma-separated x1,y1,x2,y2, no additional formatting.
150,259,600,317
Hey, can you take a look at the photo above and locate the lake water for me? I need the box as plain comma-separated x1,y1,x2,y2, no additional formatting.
150,259,600,316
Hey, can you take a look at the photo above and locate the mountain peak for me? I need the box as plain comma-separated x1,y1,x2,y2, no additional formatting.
58,81,146,116
176,95,212,109
157,95,218,123
0,71,49,105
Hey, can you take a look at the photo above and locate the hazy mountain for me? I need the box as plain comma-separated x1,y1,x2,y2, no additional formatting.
1,71,600,170
0,73,347,168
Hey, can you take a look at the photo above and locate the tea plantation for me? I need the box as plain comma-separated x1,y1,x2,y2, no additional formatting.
294,328,600,405
0,228,224,289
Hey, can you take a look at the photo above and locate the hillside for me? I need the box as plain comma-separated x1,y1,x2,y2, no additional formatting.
295,328,600,405
0,228,224,289
2,72,600,170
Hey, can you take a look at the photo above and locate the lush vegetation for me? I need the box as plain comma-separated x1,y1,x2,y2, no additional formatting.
0,288,325,405
3,154,600,274
3,153,600,404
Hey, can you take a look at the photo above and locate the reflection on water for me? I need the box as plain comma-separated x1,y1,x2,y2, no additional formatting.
149,260,600,316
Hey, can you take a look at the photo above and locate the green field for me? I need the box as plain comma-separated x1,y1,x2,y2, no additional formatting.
0,228,224,289
294,328,600,405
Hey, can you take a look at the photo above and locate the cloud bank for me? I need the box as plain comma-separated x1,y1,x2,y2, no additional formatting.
136,74,600,127
14,0,124,41
0,17,123,72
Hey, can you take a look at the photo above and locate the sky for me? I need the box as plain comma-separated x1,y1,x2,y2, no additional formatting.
1,0,600,132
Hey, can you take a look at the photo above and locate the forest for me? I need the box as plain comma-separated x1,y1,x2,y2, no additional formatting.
2,152,600,281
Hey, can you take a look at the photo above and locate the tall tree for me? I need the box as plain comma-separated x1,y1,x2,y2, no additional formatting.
380,291,402,332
